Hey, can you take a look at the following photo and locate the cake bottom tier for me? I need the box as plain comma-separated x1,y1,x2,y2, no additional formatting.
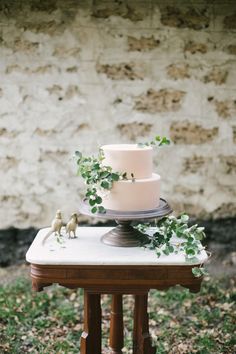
100,173,161,212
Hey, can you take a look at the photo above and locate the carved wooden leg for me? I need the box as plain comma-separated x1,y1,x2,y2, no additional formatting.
109,294,124,354
80,291,102,354
133,294,156,354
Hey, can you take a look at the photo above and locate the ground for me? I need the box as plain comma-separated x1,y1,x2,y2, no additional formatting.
0,248,235,354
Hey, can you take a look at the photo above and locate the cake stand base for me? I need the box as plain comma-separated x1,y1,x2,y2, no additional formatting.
79,198,172,248
101,220,148,247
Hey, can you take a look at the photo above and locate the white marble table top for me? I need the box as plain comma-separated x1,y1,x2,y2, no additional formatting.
26,227,208,266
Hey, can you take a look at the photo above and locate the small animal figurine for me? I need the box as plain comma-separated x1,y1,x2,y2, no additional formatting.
42,210,63,245
51,209,63,236
66,213,78,239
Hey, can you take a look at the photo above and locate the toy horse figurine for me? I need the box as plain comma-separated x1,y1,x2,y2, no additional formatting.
66,213,79,239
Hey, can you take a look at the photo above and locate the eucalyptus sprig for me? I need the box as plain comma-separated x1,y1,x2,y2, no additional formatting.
135,214,208,278
138,135,170,148
74,150,121,213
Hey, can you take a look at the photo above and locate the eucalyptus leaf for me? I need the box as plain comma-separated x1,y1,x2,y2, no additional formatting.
111,173,120,181
192,267,208,277
98,206,106,214
91,206,97,213
89,198,96,206
95,196,102,204
135,214,207,278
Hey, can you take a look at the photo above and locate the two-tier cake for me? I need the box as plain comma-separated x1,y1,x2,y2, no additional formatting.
100,144,160,211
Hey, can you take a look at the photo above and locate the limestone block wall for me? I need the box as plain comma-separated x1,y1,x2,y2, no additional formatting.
0,0,236,228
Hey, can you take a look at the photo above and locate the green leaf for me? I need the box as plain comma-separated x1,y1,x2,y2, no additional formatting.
93,163,100,170
95,196,102,204
100,171,110,178
75,150,82,159
180,214,189,223
111,173,120,181
101,180,111,189
98,206,106,214
89,198,96,206
159,137,170,146
192,267,208,278
86,189,94,197
163,248,170,256
186,248,196,256
91,206,97,213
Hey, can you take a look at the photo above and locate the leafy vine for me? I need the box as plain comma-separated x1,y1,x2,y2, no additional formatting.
135,214,208,277
75,149,122,213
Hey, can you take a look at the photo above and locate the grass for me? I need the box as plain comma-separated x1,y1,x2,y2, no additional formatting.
0,276,235,354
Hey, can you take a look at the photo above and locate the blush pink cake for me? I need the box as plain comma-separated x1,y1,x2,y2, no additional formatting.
100,144,161,211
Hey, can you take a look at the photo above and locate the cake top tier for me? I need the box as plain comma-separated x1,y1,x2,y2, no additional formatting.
101,144,153,179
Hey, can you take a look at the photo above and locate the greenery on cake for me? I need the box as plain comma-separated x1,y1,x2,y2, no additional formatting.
74,149,122,214
136,214,208,277
75,135,170,214
138,135,170,147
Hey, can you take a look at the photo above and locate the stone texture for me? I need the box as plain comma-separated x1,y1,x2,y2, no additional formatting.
203,67,228,85
224,12,236,30
116,122,152,141
5,38,39,53
219,155,236,175
233,126,236,143
183,155,209,174
96,62,145,80
213,203,236,219
184,41,207,54
127,36,160,51
92,2,146,22
213,99,229,118
212,99,236,119
170,121,218,144
0,0,236,229
134,89,186,113
53,46,80,58
160,6,210,30
227,45,236,55
20,21,65,35
166,64,190,80
30,0,57,13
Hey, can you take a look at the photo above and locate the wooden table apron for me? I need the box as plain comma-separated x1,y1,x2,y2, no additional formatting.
29,262,202,354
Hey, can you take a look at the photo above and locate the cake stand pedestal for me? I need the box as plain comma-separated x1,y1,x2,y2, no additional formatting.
79,198,172,247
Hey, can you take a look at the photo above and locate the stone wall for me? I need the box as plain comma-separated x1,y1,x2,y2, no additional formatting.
0,0,236,228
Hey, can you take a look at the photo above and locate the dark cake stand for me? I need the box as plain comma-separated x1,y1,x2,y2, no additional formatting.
79,198,172,247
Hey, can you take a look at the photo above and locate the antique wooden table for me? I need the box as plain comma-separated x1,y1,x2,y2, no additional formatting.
26,227,208,354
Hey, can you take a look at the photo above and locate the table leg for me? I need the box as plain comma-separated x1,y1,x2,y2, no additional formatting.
109,294,124,354
133,294,156,354
80,291,102,354
32,279,51,292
